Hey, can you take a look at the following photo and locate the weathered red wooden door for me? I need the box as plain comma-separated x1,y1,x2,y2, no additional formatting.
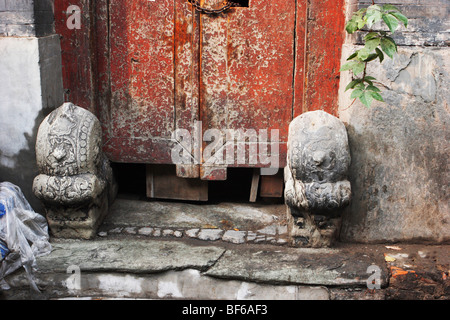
55,0,345,180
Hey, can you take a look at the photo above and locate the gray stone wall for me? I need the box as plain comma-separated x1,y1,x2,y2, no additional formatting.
357,0,449,47
339,0,449,243
0,0,63,211
0,0,54,37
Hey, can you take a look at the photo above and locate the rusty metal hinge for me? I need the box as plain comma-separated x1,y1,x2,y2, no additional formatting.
188,0,239,14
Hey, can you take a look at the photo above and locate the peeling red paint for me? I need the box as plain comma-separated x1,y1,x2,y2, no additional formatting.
55,0,95,112
298,0,346,116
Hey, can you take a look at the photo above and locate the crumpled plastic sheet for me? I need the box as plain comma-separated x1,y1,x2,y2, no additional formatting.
0,182,52,292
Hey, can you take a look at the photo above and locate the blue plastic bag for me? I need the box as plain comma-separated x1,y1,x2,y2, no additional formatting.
0,204,8,261
0,182,51,291
0,239,9,261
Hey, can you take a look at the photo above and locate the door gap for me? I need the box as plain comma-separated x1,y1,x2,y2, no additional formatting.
231,0,249,7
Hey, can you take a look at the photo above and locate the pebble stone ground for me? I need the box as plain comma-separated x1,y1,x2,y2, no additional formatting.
100,224,289,246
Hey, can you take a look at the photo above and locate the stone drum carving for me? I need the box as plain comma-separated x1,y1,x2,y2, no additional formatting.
33,103,117,239
284,110,351,247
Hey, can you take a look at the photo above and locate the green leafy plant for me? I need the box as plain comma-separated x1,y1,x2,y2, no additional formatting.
341,2,408,108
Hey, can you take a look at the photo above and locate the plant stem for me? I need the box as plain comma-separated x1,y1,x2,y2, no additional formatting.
342,98,358,111
362,62,368,79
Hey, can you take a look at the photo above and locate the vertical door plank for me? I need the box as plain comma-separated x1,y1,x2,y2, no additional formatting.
249,168,260,202
54,0,95,112
295,0,346,117
146,165,208,201
174,1,201,177
105,0,176,162
260,170,284,198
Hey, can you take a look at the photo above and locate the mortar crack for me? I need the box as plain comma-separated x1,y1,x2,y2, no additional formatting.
389,52,418,83
202,249,227,273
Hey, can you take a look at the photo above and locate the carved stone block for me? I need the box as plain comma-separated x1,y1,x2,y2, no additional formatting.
284,110,351,247
33,103,117,239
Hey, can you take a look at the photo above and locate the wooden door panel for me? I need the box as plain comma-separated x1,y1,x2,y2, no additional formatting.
224,0,296,141
109,0,175,139
200,0,297,138
101,0,178,163
296,0,346,117
199,0,297,175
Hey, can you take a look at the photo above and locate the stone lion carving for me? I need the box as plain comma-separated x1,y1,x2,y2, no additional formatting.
33,103,117,239
284,110,351,247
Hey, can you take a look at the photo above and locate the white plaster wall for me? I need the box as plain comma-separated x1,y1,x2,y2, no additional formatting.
0,34,63,210
0,37,42,168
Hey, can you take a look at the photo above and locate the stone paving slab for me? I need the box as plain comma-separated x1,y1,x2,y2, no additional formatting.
204,245,390,287
35,239,226,274
34,239,389,288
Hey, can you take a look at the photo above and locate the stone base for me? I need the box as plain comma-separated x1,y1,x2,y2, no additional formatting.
286,207,341,248
45,191,111,240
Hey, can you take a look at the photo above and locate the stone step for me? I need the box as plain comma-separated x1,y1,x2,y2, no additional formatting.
98,199,289,245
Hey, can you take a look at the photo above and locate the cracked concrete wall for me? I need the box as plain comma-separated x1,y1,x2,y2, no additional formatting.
0,0,63,211
338,0,449,243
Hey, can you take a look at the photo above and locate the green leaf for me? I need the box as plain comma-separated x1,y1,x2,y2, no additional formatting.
345,79,361,91
356,17,367,29
357,48,371,61
346,52,358,61
366,85,381,92
352,61,366,75
354,83,366,90
366,8,382,28
345,20,358,34
370,91,384,102
364,32,379,41
340,61,358,71
362,77,373,86
357,15,368,29
340,61,365,75
363,76,377,85
390,12,408,28
351,89,364,99
367,4,381,11
382,13,399,33
364,53,379,63
359,91,374,108
365,38,381,51
375,47,384,63
346,9,368,34
382,4,400,12
380,37,397,59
